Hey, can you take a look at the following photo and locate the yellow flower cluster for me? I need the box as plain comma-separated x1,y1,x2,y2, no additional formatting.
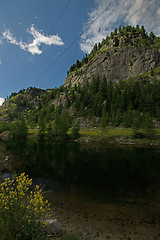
16,172,32,198
0,178,16,210
0,173,51,239
28,185,50,215
0,172,50,217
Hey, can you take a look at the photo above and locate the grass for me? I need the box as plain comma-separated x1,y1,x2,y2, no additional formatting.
80,128,132,138
79,128,160,145
28,127,160,145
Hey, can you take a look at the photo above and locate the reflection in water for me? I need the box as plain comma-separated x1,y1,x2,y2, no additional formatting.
1,139,160,202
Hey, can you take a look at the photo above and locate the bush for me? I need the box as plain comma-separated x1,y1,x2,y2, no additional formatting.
132,131,145,139
0,121,11,133
0,173,50,240
71,122,80,139
10,119,28,138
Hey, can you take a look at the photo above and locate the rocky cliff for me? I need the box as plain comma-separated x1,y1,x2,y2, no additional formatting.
64,46,160,87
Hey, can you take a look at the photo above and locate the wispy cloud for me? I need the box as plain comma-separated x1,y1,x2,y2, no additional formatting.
80,0,160,53
2,25,64,55
0,58,2,64
0,97,5,106
3,30,19,45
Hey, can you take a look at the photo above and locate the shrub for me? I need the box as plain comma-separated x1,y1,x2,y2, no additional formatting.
71,122,80,139
0,121,11,133
0,173,50,240
10,119,28,138
132,131,145,139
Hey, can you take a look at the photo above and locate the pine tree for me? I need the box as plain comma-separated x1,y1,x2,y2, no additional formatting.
100,106,109,136
142,113,156,139
71,122,80,139
132,114,143,138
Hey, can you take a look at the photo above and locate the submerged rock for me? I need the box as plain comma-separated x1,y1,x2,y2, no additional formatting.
44,219,61,235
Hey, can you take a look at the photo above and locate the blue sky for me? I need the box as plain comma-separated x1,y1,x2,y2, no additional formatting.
0,0,160,104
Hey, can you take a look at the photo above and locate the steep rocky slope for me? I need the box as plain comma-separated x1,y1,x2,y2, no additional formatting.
64,46,160,87
65,26,160,87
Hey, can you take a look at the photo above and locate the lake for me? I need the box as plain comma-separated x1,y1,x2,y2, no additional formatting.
1,138,160,203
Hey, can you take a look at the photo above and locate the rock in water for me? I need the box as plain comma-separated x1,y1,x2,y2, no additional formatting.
44,219,61,235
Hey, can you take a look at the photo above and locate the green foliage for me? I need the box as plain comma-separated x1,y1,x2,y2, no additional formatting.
53,110,72,139
71,122,80,139
114,37,119,47
100,106,109,136
10,119,28,138
0,173,50,240
142,113,156,139
0,121,11,133
38,118,46,139
54,73,160,130
46,122,54,140
132,115,144,139
154,37,160,48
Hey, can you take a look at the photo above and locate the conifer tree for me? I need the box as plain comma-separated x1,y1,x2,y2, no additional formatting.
100,106,109,136
142,113,156,139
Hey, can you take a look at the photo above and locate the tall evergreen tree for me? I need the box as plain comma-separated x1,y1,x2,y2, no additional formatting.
100,106,109,136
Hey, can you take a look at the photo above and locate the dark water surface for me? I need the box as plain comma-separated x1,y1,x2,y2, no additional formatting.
1,139,160,203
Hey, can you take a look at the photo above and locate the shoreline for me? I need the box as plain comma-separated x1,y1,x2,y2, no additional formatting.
46,190,160,240
29,126,160,146
1,127,160,147
77,135,160,147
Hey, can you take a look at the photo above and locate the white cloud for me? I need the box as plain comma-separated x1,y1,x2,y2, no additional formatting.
3,30,19,45
2,25,64,55
0,58,2,64
80,0,160,53
0,97,5,106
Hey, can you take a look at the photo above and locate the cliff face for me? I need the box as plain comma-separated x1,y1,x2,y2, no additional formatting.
64,46,160,87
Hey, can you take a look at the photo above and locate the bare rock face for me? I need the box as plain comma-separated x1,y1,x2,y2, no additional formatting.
64,47,160,87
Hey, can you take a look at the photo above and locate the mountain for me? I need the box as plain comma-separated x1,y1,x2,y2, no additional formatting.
65,25,160,87
0,25,160,130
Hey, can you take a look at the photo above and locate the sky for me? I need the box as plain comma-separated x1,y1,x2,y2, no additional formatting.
0,0,160,105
